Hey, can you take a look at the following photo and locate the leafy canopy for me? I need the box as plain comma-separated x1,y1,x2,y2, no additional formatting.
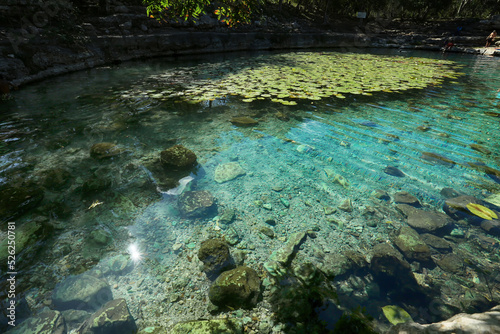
143,0,262,26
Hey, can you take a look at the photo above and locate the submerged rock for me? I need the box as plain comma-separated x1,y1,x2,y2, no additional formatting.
394,226,432,263
421,234,452,252
394,191,421,207
338,198,353,212
90,142,124,159
52,274,112,311
230,116,259,127
178,190,215,217
421,152,456,167
470,143,491,155
214,162,246,183
0,220,44,263
443,195,498,221
0,183,44,224
41,168,72,190
160,145,197,170
440,187,461,199
78,298,137,334
436,253,464,274
406,208,453,234
480,219,500,236
170,319,242,334
384,166,405,177
208,266,261,309
6,310,66,334
198,239,234,279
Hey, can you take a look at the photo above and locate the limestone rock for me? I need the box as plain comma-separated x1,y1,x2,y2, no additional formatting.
208,266,261,309
394,226,432,263
170,319,242,334
52,274,112,311
160,145,197,170
6,310,66,334
394,191,421,207
406,209,453,234
198,239,234,279
214,162,246,183
0,183,44,224
90,143,124,159
230,116,258,127
78,298,137,334
178,190,216,218
388,305,500,334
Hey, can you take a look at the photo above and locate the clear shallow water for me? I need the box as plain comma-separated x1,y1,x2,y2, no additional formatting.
1,49,500,332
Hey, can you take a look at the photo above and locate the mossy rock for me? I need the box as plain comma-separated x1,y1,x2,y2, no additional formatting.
79,298,137,334
0,220,44,262
90,143,124,159
208,266,261,309
198,239,234,278
160,145,197,170
230,116,259,127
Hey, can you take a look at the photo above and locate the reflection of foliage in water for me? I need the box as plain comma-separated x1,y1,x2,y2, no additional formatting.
122,52,463,106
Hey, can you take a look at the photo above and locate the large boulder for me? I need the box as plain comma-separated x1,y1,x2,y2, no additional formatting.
6,310,66,334
198,239,234,279
78,298,137,334
208,266,261,309
52,274,112,311
160,145,197,170
178,190,215,218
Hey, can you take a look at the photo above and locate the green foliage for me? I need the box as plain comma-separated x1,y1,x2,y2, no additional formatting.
143,0,262,26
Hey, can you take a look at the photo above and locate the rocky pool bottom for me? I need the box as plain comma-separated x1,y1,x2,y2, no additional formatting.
2,140,500,334
1,50,500,333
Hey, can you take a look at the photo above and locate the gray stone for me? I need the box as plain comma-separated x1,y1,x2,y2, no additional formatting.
78,298,137,334
406,208,453,234
52,274,112,311
421,234,451,252
436,253,464,274
481,219,500,236
214,162,246,183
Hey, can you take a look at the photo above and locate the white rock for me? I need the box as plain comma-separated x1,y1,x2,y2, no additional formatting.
214,162,246,183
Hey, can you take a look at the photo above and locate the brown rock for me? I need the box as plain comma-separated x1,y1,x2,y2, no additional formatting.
230,116,259,127
394,226,432,263
421,234,452,252
394,191,421,207
407,209,453,233
480,219,500,236
470,144,491,155
436,253,464,274
421,152,456,167
90,143,124,159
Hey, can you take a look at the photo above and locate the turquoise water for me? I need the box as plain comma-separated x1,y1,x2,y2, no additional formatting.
1,49,500,333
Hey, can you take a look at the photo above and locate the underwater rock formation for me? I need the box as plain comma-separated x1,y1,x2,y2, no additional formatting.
5,310,66,334
90,142,124,159
178,190,215,217
52,274,113,311
198,238,234,279
78,298,137,334
214,162,246,183
160,145,197,170
0,183,44,224
208,266,261,309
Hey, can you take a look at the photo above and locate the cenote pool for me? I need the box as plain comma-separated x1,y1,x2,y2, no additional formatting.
1,49,500,333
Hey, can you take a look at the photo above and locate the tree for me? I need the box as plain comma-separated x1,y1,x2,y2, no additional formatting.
143,0,262,26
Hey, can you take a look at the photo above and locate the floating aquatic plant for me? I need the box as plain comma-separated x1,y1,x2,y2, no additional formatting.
466,203,498,220
121,52,463,106
382,305,413,325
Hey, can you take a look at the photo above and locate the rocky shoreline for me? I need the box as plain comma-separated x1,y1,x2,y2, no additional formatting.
1,2,499,89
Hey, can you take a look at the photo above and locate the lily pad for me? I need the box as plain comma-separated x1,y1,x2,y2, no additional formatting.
382,305,413,325
466,203,498,220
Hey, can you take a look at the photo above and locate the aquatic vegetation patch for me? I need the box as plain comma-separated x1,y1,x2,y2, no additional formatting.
122,52,463,106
